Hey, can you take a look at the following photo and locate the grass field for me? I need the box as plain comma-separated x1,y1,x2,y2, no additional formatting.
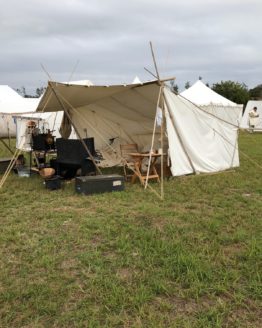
0,132,261,327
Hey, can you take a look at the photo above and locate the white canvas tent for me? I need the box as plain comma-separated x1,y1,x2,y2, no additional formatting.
180,80,243,126
0,85,40,138
240,100,262,131
15,111,77,151
36,80,239,177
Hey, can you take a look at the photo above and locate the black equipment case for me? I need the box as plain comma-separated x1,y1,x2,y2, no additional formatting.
53,138,96,178
44,176,62,190
75,174,125,195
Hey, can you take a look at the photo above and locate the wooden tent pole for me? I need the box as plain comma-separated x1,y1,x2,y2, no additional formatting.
148,41,166,199
0,135,27,189
150,41,160,81
160,99,164,200
144,85,162,190
0,139,14,155
47,81,102,175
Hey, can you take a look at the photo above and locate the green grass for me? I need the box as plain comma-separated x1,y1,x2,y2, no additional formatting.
0,132,261,327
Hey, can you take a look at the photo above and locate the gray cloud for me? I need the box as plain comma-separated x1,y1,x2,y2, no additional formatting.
0,0,261,93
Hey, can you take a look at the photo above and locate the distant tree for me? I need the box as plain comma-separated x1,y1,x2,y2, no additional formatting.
170,80,179,93
36,87,46,97
198,76,202,80
185,81,191,89
17,86,46,98
16,86,26,97
212,80,250,105
206,82,210,88
249,84,262,100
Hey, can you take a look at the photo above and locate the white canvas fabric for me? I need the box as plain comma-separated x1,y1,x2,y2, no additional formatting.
0,86,39,114
36,80,239,176
164,89,239,176
1,82,89,139
180,80,243,126
0,86,40,138
132,76,142,84
15,111,77,151
0,113,16,138
240,100,262,131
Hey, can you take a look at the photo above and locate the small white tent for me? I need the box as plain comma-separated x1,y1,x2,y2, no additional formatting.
36,80,239,177
240,100,262,131
15,111,73,151
180,80,243,126
0,85,40,138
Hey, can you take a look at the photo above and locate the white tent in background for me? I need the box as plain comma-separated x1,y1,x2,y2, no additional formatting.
0,85,40,138
36,80,239,177
15,111,72,151
66,80,93,86
240,100,262,131
180,80,243,126
132,76,142,84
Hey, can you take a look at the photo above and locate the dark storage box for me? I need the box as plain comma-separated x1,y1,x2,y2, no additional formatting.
44,176,62,190
75,174,125,195
32,134,55,151
56,137,95,164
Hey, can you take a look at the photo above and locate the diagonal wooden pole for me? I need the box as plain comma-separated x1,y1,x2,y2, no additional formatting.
47,81,102,174
150,41,160,82
0,139,14,155
148,41,165,199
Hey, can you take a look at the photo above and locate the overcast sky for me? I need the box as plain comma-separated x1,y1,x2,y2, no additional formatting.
0,0,261,94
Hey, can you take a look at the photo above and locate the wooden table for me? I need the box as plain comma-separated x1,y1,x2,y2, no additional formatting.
128,152,162,185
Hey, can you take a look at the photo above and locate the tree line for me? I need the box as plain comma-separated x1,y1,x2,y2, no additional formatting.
16,86,46,98
171,79,262,106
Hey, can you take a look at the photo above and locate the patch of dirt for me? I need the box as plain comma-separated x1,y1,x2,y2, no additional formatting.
60,258,79,270
116,267,133,281
221,242,244,257
151,217,168,232
102,251,118,260
89,235,103,247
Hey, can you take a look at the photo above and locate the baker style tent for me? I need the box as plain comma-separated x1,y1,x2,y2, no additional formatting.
240,100,262,131
180,80,243,126
36,80,239,177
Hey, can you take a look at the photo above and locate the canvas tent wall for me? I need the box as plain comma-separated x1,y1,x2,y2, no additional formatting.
0,85,40,138
240,100,262,131
36,80,239,177
180,80,243,126
15,111,78,151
